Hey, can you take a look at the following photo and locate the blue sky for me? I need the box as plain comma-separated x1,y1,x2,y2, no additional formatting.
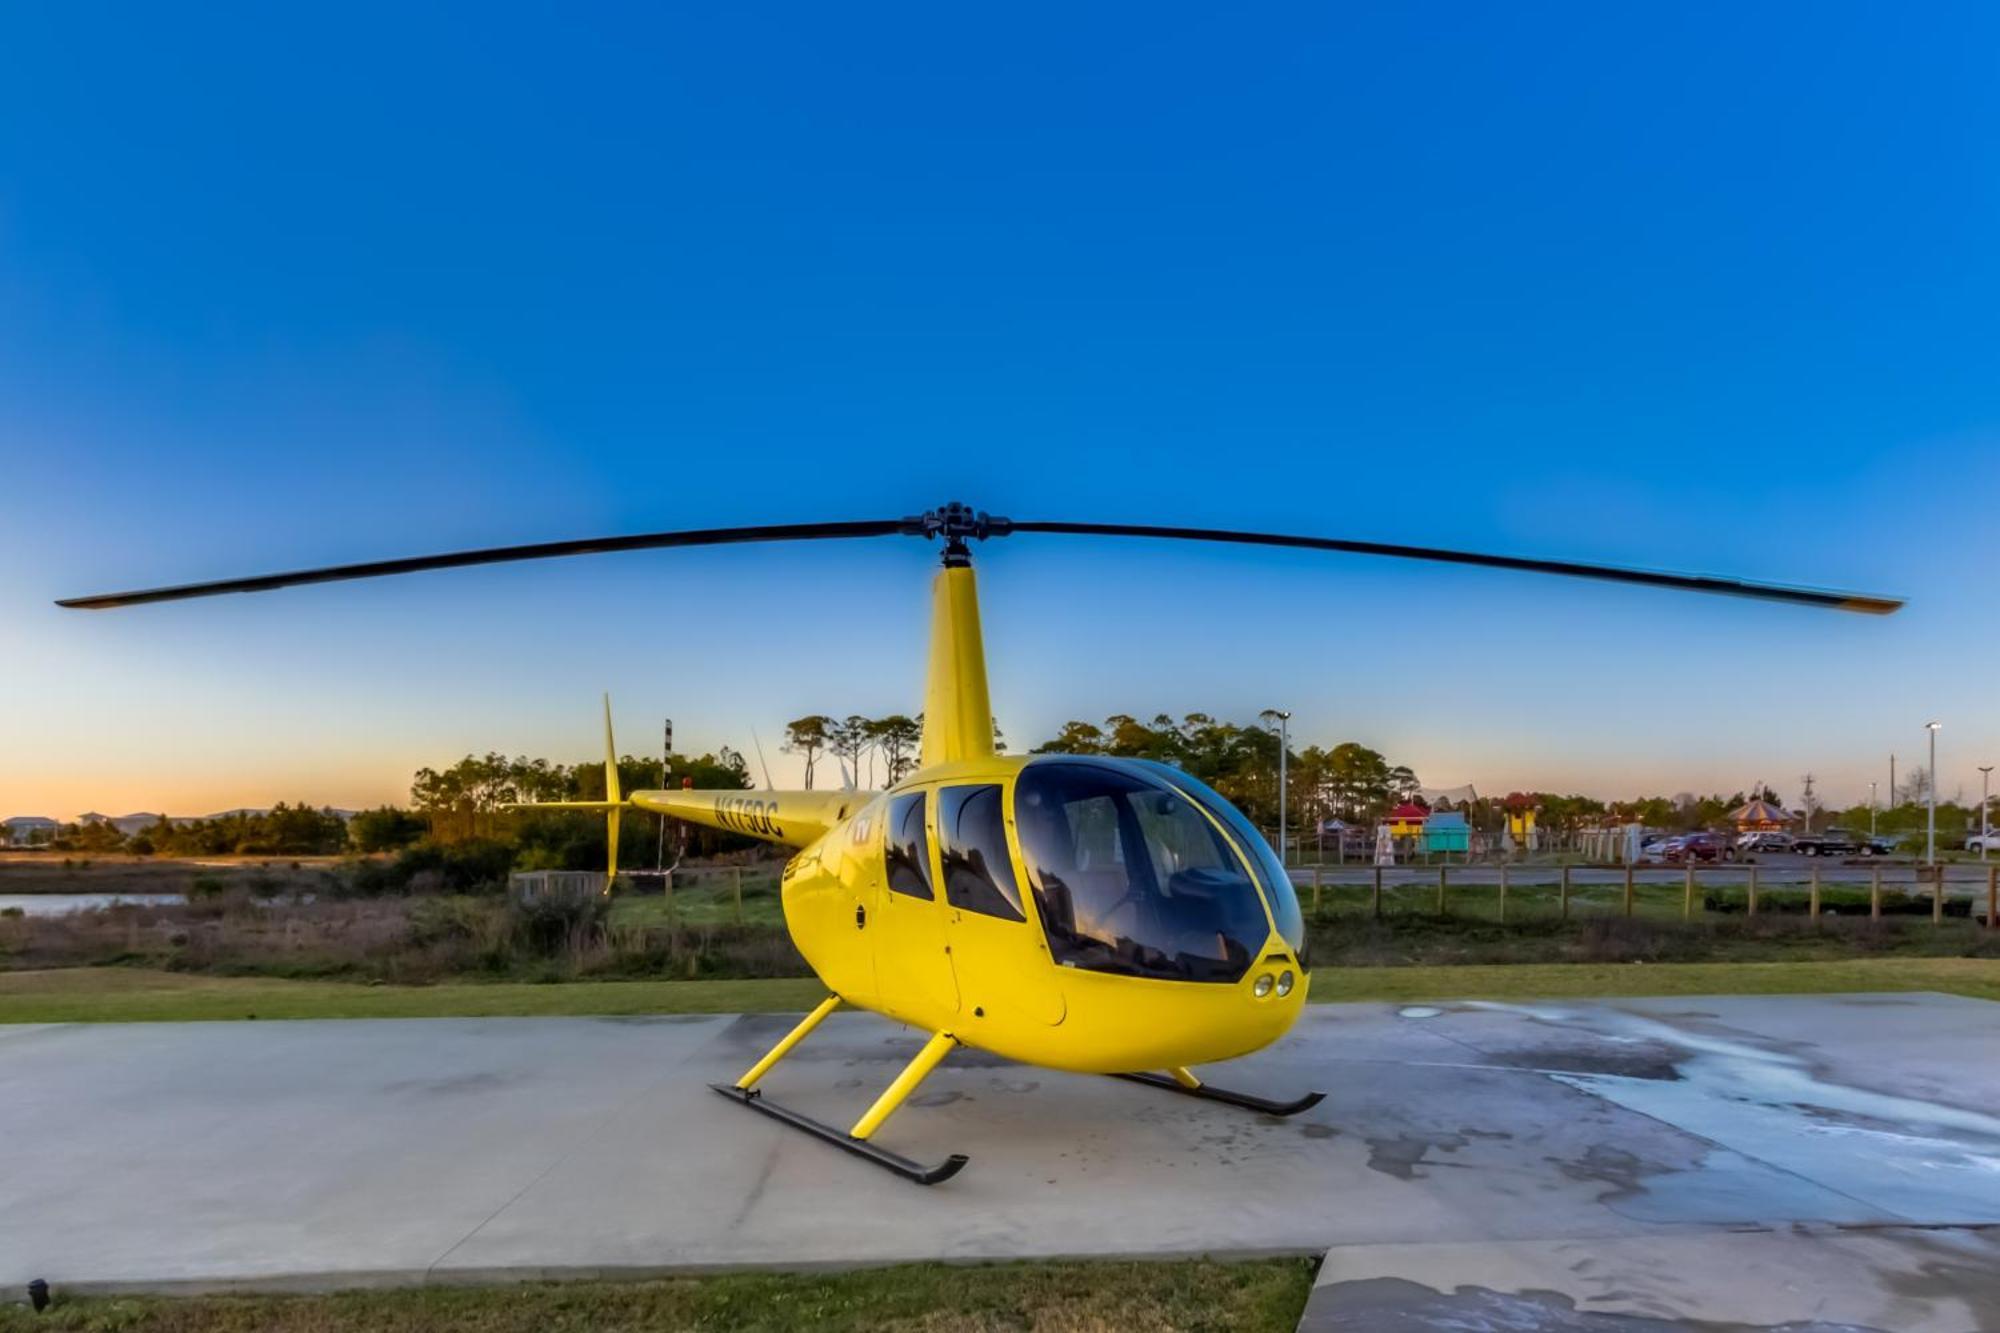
2,3,1996,817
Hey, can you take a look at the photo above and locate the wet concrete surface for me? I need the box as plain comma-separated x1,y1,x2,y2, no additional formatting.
1299,1228,2000,1332
1,993,1996,1327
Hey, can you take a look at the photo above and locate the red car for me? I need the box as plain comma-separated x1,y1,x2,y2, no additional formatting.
1663,833,1726,863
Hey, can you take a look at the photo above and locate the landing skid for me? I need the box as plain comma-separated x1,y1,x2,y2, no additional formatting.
710,1083,971,1186
1113,1071,1326,1117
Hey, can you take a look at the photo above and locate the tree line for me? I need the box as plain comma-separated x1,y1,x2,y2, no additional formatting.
36,717,1997,862
47,804,356,857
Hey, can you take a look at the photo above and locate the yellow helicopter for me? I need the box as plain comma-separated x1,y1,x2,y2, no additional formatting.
62,502,1901,1184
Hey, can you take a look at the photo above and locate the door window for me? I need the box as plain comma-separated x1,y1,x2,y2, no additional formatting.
937,785,1025,922
884,791,934,899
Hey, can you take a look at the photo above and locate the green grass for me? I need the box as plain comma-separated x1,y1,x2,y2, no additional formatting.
4,956,1995,1025
0,1259,1314,1333
0,968,830,1022
609,875,785,929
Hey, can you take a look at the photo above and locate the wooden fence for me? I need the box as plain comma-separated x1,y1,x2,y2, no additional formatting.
1287,863,2000,926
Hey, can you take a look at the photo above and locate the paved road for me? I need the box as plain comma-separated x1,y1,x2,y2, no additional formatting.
5,994,1999,1329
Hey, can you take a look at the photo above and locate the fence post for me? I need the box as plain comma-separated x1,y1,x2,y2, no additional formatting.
1623,863,1634,918
1871,866,1882,920
1313,865,1323,918
1747,866,1758,917
1933,864,1944,926
1498,863,1508,924
665,869,676,926
1560,865,1571,921
733,865,744,924
1372,864,1383,919
1437,864,1448,916
1988,866,1997,931
1808,866,1821,926
1683,865,1695,921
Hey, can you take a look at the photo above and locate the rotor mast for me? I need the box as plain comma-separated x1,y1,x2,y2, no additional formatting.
914,503,1006,768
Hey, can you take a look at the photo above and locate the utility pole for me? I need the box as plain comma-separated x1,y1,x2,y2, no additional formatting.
1868,781,1878,838
1800,773,1816,833
1980,766,1994,862
657,719,673,878
1890,755,1897,807
1925,723,1941,867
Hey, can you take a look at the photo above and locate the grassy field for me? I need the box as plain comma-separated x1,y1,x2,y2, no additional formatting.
609,871,785,928
0,1258,1315,1333
3,956,1995,1024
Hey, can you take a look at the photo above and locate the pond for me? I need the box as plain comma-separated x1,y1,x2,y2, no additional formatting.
0,893,184,917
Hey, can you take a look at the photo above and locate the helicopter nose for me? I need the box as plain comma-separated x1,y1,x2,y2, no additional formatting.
1247,948,1304,1005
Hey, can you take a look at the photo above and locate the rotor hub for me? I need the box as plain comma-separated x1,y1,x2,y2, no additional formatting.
902,502,1014,565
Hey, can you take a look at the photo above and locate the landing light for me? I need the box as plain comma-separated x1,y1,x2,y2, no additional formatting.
1276,970,1295,998
1253,973,1275,998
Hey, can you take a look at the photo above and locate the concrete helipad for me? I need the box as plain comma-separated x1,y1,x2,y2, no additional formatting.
4,993,1998,1328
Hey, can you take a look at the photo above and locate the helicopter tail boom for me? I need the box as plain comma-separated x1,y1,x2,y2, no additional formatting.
626,787,863,850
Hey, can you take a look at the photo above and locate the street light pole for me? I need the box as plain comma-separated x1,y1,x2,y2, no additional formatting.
1925,722,1942,867
1868,781,1878,838
1261,708,1292,864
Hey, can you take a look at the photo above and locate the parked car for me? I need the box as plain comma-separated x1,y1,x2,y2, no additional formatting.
1966,833,2000,853
1863,834,1900,856
1736,831,1792,855
1793,828,1860,857
1640,835,1682,863
1664,832,1727,863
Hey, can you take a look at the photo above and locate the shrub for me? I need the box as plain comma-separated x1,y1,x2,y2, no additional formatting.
333,840,518,897
512,893,610,957
392,840,518,895
338,857,401,898
188,875,226,900
404,896,499,950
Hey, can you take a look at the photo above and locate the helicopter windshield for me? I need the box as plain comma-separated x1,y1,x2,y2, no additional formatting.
1133,760,1309,971
1013,762,1272,983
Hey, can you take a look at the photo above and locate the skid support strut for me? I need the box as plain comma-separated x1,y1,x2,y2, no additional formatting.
711,1017,969,1185
735,995,841,1090
1114,1066,1325,1117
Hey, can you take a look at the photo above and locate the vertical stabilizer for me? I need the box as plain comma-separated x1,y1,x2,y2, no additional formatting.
919,564,994,768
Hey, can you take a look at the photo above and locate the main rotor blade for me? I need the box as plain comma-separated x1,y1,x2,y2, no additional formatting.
56,519,907,609
1008,521,1902,614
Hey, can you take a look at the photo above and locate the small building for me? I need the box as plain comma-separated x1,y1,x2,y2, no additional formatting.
1422,811,1470,855
3,816,58,847
1386,803,1429,839
1730,799,1792,833
1503,792,1538,848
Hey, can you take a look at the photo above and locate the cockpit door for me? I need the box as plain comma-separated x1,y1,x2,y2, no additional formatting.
935,783,1065,1026
871,788,960,1025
